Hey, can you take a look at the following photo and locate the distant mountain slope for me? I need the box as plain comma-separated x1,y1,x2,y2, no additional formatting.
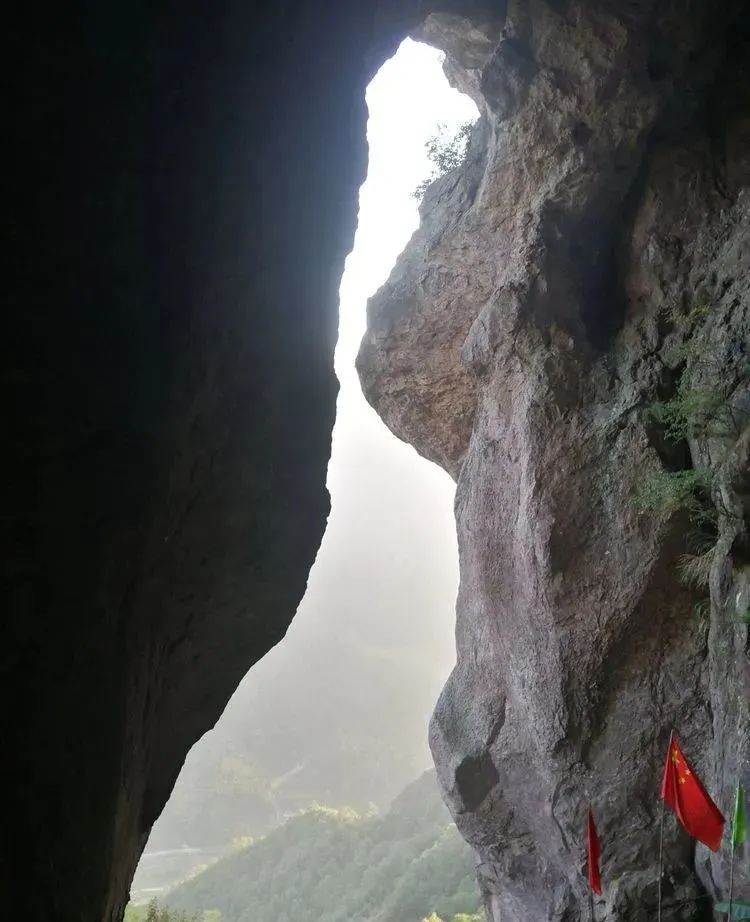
164,772,480,922
145,627,450,852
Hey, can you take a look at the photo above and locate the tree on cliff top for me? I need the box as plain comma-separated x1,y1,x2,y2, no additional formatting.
413,122,474,200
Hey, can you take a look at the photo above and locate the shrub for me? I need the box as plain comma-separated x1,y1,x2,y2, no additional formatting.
676,547,715,589
141,899,201,922
413,122,474,200
635,469,713,523
650,386,727,442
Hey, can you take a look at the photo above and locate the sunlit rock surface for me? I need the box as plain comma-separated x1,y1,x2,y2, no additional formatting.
359,2,750,920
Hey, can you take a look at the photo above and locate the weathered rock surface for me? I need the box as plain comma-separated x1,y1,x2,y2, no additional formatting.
7,0,749,918
5,2,476,918
359,2,750,920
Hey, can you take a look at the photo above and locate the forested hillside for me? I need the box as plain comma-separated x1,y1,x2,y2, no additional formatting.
142,466,459,862
162,772,481,922
146,627,451,853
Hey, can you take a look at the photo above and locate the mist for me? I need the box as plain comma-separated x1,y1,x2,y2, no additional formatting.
134,40,477,899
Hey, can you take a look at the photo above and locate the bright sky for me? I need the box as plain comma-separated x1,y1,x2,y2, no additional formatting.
138,39,477,879
167,44,483,808
291,38,477,659
336,38,478,383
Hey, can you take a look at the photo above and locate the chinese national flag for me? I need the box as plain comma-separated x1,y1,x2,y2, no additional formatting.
660,733,725,852
587,809,602,895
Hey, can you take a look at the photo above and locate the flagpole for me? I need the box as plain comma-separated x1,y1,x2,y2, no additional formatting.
657,730,674,922
728,779,738,922
727,834,735,922
657,794,666,922
728,779,747,921
588,800,595,922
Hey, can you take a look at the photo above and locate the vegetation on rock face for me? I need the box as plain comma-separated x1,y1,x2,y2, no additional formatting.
650,385,729,443
413,122,474,200
161,772,480,922
635,468,713,521
638,300,750,612
676,541,715,589
652,304,749,450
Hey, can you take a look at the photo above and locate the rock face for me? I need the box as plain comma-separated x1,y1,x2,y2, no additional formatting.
7,1,748,919
6,2,432,918
359,2,750,920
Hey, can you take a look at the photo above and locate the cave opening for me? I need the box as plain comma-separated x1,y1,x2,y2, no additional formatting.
130,39,477,913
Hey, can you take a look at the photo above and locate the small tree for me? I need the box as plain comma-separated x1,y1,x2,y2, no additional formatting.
141,901,200,922
413,122,474,200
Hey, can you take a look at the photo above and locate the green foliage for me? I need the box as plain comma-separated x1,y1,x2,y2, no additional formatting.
413,122,474,200
654,300,750,633
164,773,480,922
656,296,745,441
685,303,712,324
635,469,713,523
229,835,253,851
142,595,459,880
216,756,272,800
666,302,711,330
650,386,727,442
425,122,473,172
124,900,218,922
129,899,202,922
733,609,750,624
654,299,750,446
664,303,712,364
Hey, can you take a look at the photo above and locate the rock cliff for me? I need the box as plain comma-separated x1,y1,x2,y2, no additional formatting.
359,2,750,920
7,0,749,919
5,2,416,918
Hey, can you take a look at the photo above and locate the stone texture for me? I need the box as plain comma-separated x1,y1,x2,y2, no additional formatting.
359,2,750,920
5,2,448,918
6,4,357,916
9,2,532,917
6,0,748,919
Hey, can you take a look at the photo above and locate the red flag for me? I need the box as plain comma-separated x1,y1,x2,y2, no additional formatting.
660,733,725,851
587,808,602,895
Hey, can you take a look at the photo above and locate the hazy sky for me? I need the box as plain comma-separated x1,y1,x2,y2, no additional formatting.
288,38,477,656
142,41,477,869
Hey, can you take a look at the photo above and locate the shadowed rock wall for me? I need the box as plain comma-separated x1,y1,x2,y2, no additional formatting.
5,1,440,917
6,1,748,919
359,2,750,920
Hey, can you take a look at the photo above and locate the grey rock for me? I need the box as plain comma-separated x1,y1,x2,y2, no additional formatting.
6,2,486,918
359,1,750,920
